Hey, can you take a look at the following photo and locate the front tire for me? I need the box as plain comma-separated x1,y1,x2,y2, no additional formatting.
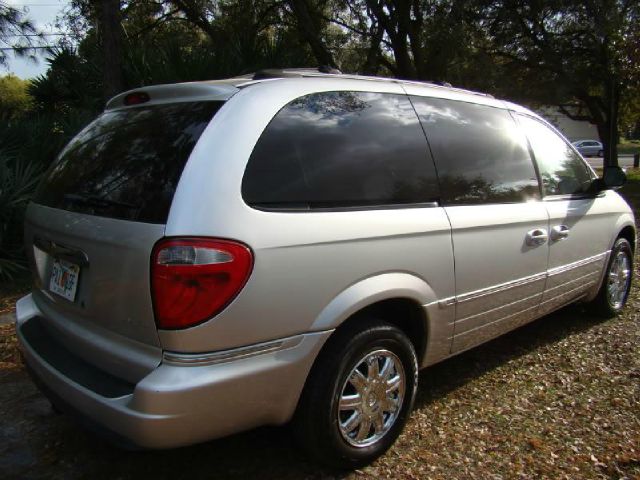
293,319,418,469
589,237,633,317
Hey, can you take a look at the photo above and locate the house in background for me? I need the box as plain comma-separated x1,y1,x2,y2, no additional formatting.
534,105,599,142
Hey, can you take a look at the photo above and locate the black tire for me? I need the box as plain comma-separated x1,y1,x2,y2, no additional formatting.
589,237,633,317
293,319,418,469
598,149,603,157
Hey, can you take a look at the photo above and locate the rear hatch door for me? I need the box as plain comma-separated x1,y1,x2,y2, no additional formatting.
25,96,227,380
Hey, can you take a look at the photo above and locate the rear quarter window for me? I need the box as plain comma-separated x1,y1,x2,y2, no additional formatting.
34,101,223,223
242,91,439,210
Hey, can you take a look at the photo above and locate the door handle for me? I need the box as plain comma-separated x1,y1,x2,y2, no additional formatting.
525,228,548,246
551,225,570,241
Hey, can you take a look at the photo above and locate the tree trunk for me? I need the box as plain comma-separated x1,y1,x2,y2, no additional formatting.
365,0,416,79
631,120,640,140
99,0,124,102
287,0,337,68
169,0,220,44
360,23,384,75
597,121,620,169
597,81,620,168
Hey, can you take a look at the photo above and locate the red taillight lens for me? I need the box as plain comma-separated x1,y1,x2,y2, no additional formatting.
151,238,253,330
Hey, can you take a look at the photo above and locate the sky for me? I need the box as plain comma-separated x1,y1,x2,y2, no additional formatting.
4,0,70,79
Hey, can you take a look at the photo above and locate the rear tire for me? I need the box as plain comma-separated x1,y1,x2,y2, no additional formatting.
597,149,603,157
293,319,418,469
588,238,633,317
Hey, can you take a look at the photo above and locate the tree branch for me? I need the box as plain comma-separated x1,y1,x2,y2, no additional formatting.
557,104,593,123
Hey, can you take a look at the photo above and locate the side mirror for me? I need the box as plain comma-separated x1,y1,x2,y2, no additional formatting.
592,166,626,192
602,165,626,188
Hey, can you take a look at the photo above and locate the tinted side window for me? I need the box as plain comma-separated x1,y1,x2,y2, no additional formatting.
242,91,439,209
35,101,223,223
411,97,540,205
518,115,594,196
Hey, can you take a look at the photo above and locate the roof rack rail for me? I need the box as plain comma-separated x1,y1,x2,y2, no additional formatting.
243,68,493,99
252,67,342,80
317,65,342,74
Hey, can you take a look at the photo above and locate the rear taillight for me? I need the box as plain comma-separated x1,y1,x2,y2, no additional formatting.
151,238,253,330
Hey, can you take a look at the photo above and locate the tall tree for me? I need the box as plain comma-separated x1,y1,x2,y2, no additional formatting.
96,0,124,100
329,0,478,81
164,0,337,68
285,0,337,67
0,74,32,120
480,0,640,167
0,2,38,66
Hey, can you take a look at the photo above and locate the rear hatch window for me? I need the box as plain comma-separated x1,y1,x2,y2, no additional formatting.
34,101,223,223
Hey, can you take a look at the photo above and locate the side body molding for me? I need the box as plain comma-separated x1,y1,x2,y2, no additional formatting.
310,272,455,368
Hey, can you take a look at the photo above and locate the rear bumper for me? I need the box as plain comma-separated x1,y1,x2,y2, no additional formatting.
16,294,331,449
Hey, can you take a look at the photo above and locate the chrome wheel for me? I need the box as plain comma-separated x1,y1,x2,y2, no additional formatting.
337,349,405,448
607,250,631,309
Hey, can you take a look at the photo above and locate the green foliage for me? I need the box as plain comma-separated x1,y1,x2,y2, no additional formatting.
477,0,639,166
123,30,309,86
29,46,103,113
0,2,37,65
618,140,640,155
0,143,43,281
0,90,91,282
0,74,32,120
0,0,637,283
620,92,640,140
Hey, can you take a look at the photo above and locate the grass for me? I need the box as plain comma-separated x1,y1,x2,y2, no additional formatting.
619,139,640,155
622,168,640,213
0,174,638,479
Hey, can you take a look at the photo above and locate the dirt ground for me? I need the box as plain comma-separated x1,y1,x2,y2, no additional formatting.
1,270,639,479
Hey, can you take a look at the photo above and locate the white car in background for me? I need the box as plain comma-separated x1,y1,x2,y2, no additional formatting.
572,140,603,157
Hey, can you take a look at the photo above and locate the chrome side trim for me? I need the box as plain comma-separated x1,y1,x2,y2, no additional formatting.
455,302,540,339
539,280,596,308
456,290,543,325
542,193,602,202
544,270,600,295
547,251,608,277
163,335,304,366
456,272,546,304
435,251,609,308
435,296,456,308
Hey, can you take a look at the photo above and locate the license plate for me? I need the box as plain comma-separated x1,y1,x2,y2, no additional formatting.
49,259,80,301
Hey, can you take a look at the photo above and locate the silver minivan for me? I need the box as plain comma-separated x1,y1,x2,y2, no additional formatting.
16,69,635,468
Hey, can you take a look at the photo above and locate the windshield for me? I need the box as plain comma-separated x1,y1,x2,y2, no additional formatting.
34,101,223,223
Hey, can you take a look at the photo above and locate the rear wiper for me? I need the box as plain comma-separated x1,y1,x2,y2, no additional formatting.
63,193,138,209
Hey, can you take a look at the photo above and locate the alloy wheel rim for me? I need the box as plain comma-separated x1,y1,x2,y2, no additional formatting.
607,250,631,310
337,349,405,448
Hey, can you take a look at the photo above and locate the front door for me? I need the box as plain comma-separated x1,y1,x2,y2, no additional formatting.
517,115,613,315
408,94,548,353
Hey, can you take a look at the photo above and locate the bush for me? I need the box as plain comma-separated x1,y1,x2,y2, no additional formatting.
0,145,43,281
0,108,91,282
